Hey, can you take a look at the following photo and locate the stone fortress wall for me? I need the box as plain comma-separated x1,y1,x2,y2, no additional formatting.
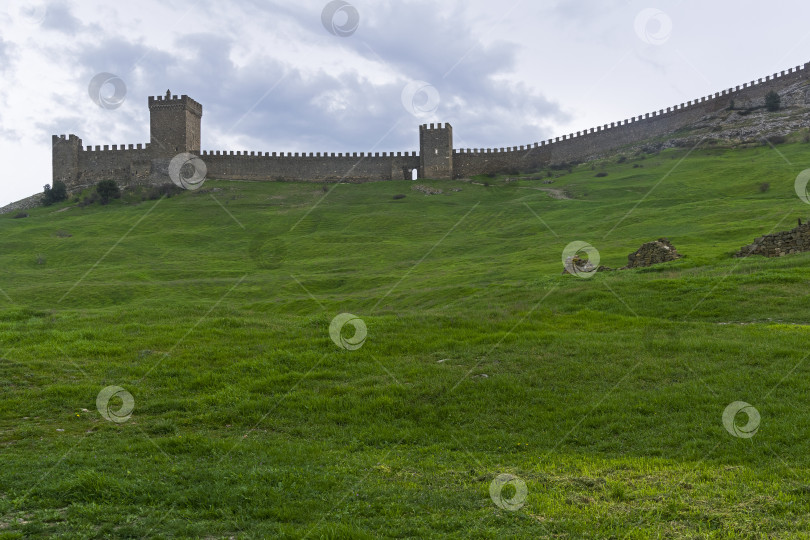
199,150,420,183
451,61,810,177
53,62,810,190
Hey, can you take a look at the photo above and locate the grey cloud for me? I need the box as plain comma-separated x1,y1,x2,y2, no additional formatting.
57,1,568,156
39,38,177,142
0,38,10,68
307,1,567,146
545,0,625,26
41,2,84,34
76,37,175,79
66,32,414,152
170,33,415,151
346,1,567,146
220,1,566,149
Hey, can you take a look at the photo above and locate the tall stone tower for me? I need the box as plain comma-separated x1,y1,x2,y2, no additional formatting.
419,123,453,179
51,134,82,190
148,90,202,157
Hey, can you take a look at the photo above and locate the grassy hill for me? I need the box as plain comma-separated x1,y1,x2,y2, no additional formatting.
2,140,810,538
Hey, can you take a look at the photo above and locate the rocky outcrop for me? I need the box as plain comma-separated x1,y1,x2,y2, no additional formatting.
411,184,443,195
562,257,613,276
562,239,681,276
735,220,810,257
624,238,681,268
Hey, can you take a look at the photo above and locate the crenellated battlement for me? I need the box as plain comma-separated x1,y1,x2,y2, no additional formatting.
81,143,151,153
451,61,810,159
52,134,82,145
51,61,810,190
420,122,453,131
148,93,203,117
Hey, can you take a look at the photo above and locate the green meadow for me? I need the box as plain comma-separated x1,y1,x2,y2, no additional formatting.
2,140,810,538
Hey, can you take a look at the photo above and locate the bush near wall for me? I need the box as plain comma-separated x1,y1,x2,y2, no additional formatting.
96,180,121,204
42,180,68,206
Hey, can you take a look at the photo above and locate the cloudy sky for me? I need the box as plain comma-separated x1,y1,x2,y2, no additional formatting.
1,0,809,206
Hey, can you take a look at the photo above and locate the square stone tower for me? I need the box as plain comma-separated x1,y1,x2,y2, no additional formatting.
419,123,453,179
51,134,82,190
148,91,202,157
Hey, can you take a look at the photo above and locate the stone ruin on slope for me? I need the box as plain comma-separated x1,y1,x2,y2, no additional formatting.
734,219,810,257
562,238,682,276
623,238,682,268
562,256,601,276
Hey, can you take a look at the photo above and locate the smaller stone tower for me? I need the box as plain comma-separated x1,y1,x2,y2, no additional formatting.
148,92,202,157
51,134,82,190
419,123,453,179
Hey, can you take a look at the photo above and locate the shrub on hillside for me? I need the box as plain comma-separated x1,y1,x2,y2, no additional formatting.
765,91,781,112
144,183,184,201
392,194,406,200
96,180,121,204
42,180,68,206
550,161,575,171
78,191,99,207
595,172,608,178
759,182,770,193
12,212,28,219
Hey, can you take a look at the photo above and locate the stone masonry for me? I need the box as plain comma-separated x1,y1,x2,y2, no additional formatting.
0,193,44,215
53,61,810,191
624,238,682,268
734,220,810,258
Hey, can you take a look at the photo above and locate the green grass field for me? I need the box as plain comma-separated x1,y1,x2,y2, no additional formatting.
2,140,810,538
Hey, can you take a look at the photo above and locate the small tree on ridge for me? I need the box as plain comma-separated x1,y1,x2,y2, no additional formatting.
765,91,781,112
42,180,68,206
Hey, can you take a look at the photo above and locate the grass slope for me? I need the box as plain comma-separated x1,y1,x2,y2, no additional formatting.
2,141,810,538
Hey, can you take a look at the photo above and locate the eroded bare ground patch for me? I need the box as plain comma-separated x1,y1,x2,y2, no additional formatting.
518,186,573,199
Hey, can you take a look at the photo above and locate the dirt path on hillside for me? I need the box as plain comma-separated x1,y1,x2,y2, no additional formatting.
518,187,572,200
